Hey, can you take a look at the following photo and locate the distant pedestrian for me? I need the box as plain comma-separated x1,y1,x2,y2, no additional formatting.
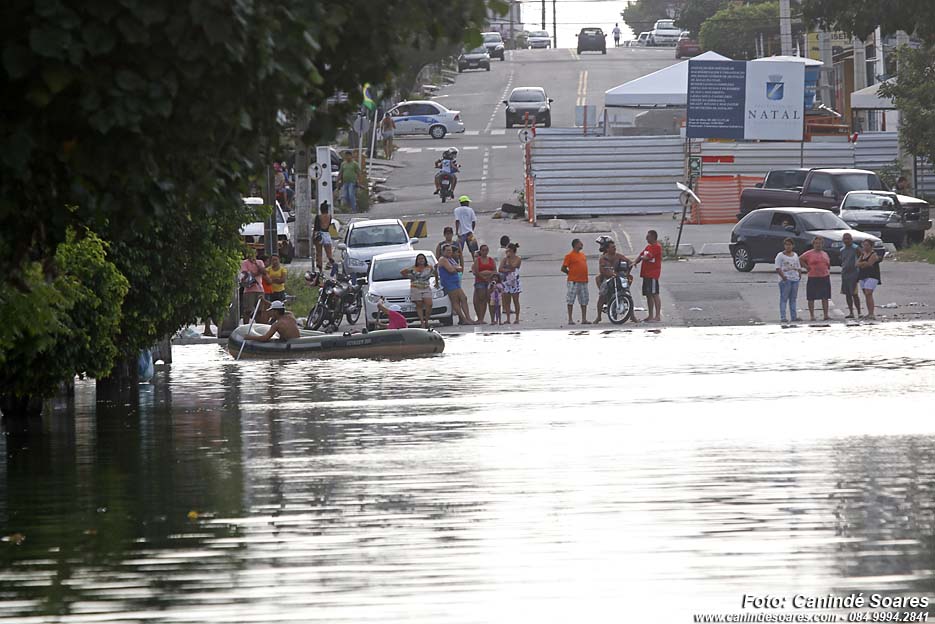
774,237,802,323
435,226,463,267
613,23,622,47
438,244,476,325
239,250,266,323
634,230,663,322
800,236,832,321
454,196,477,259
488,274,504,325
497,235,511,267
337,150,362,213
894,175,911,195
561,238,590,324
266,254,287,303
380,113,396,160
400,253,435,329
857,239,882,320
839,233,862,319
313,202,335,271
472,244,498,323
499,242,522,323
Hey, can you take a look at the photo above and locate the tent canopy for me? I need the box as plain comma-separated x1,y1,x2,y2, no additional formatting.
851,80,895,110
604,51,730,108
750,55,822,67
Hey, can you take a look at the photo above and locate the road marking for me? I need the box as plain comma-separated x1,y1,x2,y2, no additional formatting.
576,70,589,107
464,130,480,136
492,145,508,149
481,147,490,200
490,129,505,135
397,147,422,153
569,48,579,61
462,146,479,150
486,68,515,133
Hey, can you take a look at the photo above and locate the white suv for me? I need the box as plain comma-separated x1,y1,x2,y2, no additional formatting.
650,19,681,46
363,250,453,330
337,218,418,278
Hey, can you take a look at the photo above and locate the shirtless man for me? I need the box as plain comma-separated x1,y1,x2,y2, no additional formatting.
594,239,633,324
243,300,301,342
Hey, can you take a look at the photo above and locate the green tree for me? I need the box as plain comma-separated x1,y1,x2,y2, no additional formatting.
0,0,501,409
879,46,935,173
800,0,935,43
0,229,127,413
699,2,780,59
622,0,679,37
677,0,728,37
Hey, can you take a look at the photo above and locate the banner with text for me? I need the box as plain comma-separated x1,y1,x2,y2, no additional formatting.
687,60,805,141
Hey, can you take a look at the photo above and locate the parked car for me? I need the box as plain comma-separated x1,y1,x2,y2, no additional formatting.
650,19,681,46
739,168,886,218
240,197,294,263
577,27,606,54
675,32,702,58
458,46,491,72
481,31,505,60
386,100,465,139
840,190,932,248
337,218,418,278
363,250,453,330
503,87,552,128
729,207,885,272
527,30,552,49
633,32,651,46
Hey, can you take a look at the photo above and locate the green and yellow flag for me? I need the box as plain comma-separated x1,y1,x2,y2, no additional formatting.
362,83,376,112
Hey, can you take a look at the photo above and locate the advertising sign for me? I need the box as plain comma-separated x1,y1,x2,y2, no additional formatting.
687,60,805,141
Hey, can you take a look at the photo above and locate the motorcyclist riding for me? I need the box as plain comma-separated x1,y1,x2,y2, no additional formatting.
594,236,634,324
434,147,460,195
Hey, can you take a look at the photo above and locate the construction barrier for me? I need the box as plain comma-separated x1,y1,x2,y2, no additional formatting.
692,175,762,224
404,220,428,239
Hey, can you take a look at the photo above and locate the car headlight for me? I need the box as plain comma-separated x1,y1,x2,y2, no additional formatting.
366,292,381,303
508,106,516,113
830,241,844,249
433,288,446,299
538,106,547,112
347,257,367,268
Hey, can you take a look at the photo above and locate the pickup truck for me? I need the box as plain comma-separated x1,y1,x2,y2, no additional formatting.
738,168,886,219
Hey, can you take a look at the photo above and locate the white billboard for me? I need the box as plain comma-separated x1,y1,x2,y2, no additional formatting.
743,61,805,140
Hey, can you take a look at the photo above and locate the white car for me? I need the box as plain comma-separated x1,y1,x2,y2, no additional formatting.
527,30,552,49
363,250,453,330
387,100,465,139
634,32,651,46
650,19,681,46
337,218,418,278
240,197,294,263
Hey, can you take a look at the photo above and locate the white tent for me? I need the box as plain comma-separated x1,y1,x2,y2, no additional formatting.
851,80,895,110
750,55,822,67
604,51,731,108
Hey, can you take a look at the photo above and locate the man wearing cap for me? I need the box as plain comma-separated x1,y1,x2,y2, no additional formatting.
243,300,300,342
454,196,477,260
337,150,362,213
376,299,409,329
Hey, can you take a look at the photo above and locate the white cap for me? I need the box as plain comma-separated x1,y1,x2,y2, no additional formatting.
269,300,286,311
389,304,402,312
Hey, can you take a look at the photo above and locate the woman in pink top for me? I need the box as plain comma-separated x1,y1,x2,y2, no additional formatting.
377,300,409,329
799,236,832,321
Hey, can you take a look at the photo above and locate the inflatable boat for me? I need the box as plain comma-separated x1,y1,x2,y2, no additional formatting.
227,325,445,360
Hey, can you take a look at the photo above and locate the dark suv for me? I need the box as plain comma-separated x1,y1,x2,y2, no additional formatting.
577,28,606,54
729,207,884,272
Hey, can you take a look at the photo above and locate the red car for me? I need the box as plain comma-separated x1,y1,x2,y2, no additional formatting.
675,32,701,59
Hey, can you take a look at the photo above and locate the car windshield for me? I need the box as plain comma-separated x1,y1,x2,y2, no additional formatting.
372,255,435,282
799,212,851,231
466,46,487,54
769,170,808,188
483,34,502,43
531,31,549,37
657,20,676,29
348,225,409,247
843,194,897,210
510,90,546,102
836,173,885,193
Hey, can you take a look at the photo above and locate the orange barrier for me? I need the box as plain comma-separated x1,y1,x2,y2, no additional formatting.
692,175,762,224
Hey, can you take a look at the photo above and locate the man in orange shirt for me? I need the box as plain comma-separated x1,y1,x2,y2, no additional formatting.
561,238,590,325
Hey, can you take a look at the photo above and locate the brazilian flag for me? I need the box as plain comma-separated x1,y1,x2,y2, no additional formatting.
362,83,376,112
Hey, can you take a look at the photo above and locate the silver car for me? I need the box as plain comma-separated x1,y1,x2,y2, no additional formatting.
337,218,418,278
458,46,491,72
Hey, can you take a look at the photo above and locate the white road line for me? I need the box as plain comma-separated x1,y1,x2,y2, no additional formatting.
397,147,422,153
462,146,479,150
481,147,490,201
492,145,508,149
485,68,515,133
569,48,579,61
490,129,505,135
464,130,480,136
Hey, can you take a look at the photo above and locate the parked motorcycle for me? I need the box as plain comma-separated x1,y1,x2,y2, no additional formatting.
304,269,366,331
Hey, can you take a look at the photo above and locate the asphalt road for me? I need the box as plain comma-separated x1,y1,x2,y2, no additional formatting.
349,46,935,331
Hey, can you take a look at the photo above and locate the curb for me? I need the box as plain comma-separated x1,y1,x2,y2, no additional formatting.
699,243,731,256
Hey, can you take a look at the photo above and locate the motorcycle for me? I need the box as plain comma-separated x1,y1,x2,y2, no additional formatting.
304,268,366,331
438,172,455,203
602,262,634,324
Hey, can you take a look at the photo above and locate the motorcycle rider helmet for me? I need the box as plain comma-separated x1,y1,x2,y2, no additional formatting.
595,235,614,253
445,147,459,159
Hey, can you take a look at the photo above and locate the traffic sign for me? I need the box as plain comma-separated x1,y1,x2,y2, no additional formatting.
689,156,702,175
518,128,534,144
352,114,370,135
311,163,326,181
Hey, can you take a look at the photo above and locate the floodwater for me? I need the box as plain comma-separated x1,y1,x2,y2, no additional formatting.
2,323,935,623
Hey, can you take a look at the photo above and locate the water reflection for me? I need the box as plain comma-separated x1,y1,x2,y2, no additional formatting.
1,323,934,622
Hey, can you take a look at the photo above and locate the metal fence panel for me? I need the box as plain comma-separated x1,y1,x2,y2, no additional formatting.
855,132,899,171
698,141,855,176
531,134,685,216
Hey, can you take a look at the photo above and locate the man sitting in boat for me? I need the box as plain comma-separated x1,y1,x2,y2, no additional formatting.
243,300,301,342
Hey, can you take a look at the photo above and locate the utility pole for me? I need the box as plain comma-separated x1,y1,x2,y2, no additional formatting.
541,0,545,29
552,0,557,48
509,0,515,43
779,0,793,56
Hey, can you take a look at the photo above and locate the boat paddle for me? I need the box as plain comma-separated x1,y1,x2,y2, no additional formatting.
236,297,263,361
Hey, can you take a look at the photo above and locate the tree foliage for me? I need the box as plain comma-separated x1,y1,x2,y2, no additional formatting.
879,47,935,169
0,0,500,400
699,2,780,60
622,0,676,36
0,229,127,399
801,0,935,44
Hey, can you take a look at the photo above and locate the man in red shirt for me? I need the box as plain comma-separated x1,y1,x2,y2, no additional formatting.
634,229,663,322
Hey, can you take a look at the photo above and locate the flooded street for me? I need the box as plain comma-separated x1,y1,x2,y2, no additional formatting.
2,323,935,623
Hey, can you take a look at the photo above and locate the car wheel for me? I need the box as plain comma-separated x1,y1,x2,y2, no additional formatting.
908,231,925,245
544,115,551,128
440,315,454,327
895,232,908,249
429,125,447,139
576,48,582,54
458,67,463,73
486,65,490,71
731,245,755,272
602,48,606,54
505,116,513,129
